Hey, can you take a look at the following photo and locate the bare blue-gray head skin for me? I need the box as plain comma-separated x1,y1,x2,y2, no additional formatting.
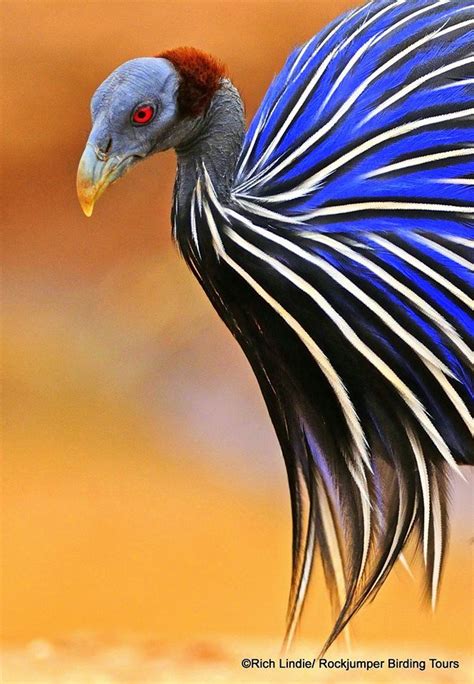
77,51,245,216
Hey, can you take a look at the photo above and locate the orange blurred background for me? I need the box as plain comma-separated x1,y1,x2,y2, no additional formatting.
2,0,473,679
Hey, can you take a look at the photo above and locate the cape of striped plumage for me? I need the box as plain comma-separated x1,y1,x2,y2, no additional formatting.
182,0,473,654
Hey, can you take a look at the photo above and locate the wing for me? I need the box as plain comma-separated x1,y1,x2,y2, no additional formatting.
220,0,473,652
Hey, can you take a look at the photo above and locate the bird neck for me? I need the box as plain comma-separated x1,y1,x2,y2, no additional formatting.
174,79,245,210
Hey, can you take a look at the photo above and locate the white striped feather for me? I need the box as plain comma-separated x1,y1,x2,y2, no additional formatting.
346,459,372,584
430,471,443,611
406,426,431,564
437,178,474,186
363,147,474,179
196,176,203,214
236,0,377,185
234,107,474,204
370,480,419,598
224,209,471,431
285,503,317,651
203,187,374,612
237,13,474,194
410,234,472,271
299,232,471,361
285,0,376,85
434,77,474,90
172,193,179,242
247,0,405,177
227,224,381,463
283,465,316,653
361,54,474,125
370,471,408,587
298,200,474,221
442,236,474,248
223,223,464,477
201,187,370,469
398,552,414,578
318,0,436,114
190,185,202,259
231,196,302,224
315,472,351,648
368,233,472,308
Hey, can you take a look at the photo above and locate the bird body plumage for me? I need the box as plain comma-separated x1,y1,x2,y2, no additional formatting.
78,0,473,654
173,0,473,653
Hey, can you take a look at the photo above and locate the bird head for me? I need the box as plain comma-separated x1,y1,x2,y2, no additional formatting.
77,48,226,216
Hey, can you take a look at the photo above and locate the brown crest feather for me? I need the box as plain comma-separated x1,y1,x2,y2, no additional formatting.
156,47,227,117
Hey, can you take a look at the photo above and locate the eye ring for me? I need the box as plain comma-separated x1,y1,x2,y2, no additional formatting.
131,103,156,126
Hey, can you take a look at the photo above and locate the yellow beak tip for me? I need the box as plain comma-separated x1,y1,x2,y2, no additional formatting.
81,203,94,218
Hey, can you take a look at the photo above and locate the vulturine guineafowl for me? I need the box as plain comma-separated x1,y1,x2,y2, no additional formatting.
77,0,473,653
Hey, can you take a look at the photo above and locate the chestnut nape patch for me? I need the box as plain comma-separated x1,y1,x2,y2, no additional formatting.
157,47,227,117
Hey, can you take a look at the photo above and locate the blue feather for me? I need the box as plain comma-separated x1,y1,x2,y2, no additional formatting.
226,0,473,652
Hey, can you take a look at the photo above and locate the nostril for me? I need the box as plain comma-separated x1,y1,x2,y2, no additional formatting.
96,137,112,159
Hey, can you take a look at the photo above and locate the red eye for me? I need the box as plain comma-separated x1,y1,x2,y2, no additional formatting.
132,104,156,125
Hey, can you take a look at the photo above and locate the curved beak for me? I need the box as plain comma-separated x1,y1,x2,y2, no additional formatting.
76,143,135,217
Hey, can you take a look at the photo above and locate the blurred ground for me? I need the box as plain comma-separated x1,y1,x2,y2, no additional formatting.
1,1,473,682
3,638,473,683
